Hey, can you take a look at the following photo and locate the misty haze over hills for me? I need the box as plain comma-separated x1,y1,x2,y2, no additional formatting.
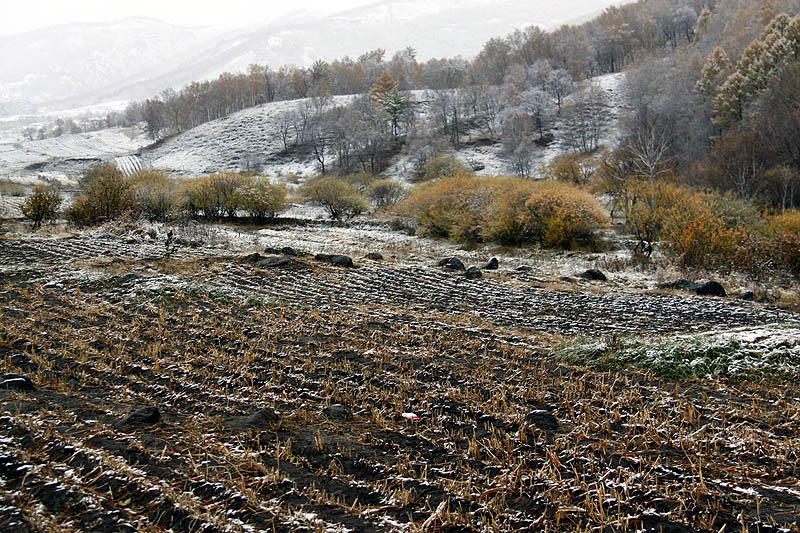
0,0,618,115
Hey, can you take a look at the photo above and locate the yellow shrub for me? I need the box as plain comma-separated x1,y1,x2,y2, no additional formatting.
768,209,800,235
401,174,607,248
401,172,489,240
127,169,179,221
660,187,747,269
521,181,608,248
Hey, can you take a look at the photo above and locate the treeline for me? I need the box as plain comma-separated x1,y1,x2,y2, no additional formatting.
125,0,707,141
614,0,800,212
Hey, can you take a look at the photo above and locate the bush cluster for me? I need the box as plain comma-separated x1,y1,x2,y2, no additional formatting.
620,177,800,279
401,173,607,248
21,185,62,229
298,172,406,220
67,166,287,226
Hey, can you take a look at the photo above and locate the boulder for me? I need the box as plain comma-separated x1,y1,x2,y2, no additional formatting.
438,257,466,271
577,269,607,281
366,252,384,261
464,266,483,280
525,410,559,431
118,406,160,427
323,404,353,420
662,279,701,292
315,254,354,268
481,257,499,270
258,256,292,268
242,408,279,428
737,291,755,301
118,273,144,284
515,265,533,272
0,374,35,392
242,253,263,263
695,281,726,297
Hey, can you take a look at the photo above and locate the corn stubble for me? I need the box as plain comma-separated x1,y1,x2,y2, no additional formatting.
0,251,798,532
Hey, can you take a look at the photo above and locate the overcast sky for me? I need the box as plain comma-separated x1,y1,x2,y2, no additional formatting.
1,0,379,36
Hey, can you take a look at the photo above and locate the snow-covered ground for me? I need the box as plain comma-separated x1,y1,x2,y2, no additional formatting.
0,126,149,183
1,72,627,187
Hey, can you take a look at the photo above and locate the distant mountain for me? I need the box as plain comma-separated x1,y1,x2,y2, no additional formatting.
0,17,221,113
0,1,618,114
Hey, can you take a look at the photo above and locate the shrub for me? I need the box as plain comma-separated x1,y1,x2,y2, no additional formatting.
401,173,490,240
401,174,607,248
21,185,62,229
520,181,608,249
768,209,800,235
367,179,406,208
127,170,179,221
181,172,247,218
298,176,369,220
67,165,132,226
419,155,472,182
343,171,378,194
622,180,688,255
235,177,286,221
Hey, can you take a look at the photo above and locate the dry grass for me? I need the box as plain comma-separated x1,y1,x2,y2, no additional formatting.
1,263,798,531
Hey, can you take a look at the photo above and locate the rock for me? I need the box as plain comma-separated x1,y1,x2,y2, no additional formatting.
481,257,499,270
323,404,353,420
315,254,354,268
258,256,292,268
464,266,482,280
662,279,701,292
577,269,607,281
0,374,35,392
118,406,160,427
366,252,384,261
560,276,576,283
515,265,533,272
242,253,263,263
438,257,466,271
118,273,144,284
757,295,775,304
267,246,299,256
525,410,559,431
695,281,726,297
242,408,279,428
737,291,755,301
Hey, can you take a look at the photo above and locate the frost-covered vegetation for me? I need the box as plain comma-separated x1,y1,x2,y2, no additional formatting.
559,323,800,380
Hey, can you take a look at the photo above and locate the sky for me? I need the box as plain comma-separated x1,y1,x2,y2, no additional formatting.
0,0,379,36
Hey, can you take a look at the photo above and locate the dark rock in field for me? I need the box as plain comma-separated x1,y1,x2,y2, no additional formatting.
118,406,160,427
737,291,755,301
1,374,35,392
242,408,279,428
438,257,466,271
265,246,300,256
315,254,354,267
242,253,263,263
366,252,384,261
464,266,483,280
118,273,144,284
695,280,726,297
757,295,775,304
662,279,701,292
515,265,533,272
258,256,292,268
560,276,576,283
481,257,499,270
577,269,607,281
323,404,353,420
525,410,559,431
